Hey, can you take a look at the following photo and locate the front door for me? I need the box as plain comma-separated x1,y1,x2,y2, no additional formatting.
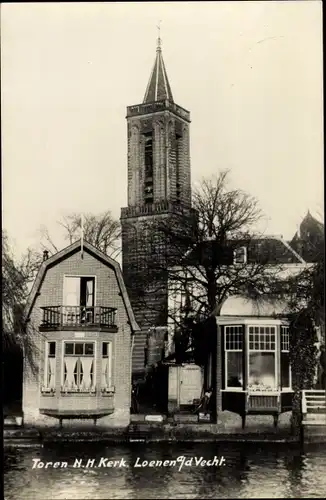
179,365,203,406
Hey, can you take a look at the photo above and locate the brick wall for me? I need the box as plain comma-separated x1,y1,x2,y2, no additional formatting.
23,249,132,428
122,104,192,373
126,111,191,208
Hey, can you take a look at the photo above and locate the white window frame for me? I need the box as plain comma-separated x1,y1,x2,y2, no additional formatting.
225,325,244,391
280,325,292,390
61,340,96,392
42,340,56,392
101,341,114,393
247,325,277,391
63,275,97,307
233,246,247,265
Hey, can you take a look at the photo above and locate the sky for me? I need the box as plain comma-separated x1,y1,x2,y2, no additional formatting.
1,1,324,259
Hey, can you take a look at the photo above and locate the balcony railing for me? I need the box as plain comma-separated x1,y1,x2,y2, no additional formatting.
40,306,117,330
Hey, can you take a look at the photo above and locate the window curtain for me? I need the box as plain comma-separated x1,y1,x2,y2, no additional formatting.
86,280,94,307
47,358,56,389
81,357,93,390
101,357,111,388
63,357,77,390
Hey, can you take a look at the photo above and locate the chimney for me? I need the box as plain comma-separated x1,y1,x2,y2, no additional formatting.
43,250,49,261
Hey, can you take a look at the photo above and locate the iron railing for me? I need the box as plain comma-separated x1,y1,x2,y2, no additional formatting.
40,306,117,329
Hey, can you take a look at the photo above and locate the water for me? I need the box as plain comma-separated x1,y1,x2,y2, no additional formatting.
4,442,326,499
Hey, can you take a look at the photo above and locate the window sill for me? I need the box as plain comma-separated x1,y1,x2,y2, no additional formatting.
60,388,97,395
41,389,56,396
247,386,278,392
101,386,115,396
247,391,279,396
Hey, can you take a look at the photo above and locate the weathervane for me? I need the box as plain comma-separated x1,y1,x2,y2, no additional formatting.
157,20,162,50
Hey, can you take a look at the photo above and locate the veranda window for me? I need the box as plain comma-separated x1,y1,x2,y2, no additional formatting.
248,326,276,391
225,326,243,389
281,326,291,389
101,342,113,392
43,341,56,392
62,342,95,392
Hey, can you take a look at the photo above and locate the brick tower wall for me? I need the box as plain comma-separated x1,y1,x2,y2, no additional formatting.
122,101,192,376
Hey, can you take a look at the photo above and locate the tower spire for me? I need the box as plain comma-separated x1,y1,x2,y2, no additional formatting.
143,23,174,103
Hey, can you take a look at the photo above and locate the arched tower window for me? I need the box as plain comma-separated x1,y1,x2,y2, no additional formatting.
144,132,154,204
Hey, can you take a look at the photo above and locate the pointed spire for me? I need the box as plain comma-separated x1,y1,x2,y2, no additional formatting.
143,24,174,104
302,209,312,223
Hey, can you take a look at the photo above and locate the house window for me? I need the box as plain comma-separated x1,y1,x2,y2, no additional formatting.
225,326,243,389
233,246,247,265
101,342,112,391
248,326,276,390
281,326,291,389
62,342,95,392
43,341,56,391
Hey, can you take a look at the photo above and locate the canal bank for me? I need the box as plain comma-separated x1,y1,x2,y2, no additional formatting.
4,409,326,446
4,423,299,447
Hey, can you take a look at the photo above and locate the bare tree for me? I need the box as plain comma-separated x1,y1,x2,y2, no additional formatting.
134,171,286,334
2,231,38,373
39,210,121,259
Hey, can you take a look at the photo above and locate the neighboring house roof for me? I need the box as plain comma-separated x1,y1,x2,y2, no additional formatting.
25,239,140,333
181,235,305,268
220,294,290,317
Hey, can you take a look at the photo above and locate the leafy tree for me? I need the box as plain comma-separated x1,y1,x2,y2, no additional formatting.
289,311,318,435
285,233,325,434
286,235,324,323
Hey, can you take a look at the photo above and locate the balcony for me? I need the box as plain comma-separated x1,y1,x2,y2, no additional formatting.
40,306,118,332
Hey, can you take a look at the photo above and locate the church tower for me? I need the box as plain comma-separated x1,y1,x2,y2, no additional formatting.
121,35,192,341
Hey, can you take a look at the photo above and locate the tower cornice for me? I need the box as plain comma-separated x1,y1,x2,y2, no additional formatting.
126,99,191,123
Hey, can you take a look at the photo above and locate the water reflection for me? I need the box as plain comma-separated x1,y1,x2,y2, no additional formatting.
4,443,326,499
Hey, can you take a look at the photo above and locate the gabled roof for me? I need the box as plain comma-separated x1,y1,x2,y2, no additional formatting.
25,240,140,333
301,210,324,232
143,40,174,103
182,235,305,268
290,211,324,263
